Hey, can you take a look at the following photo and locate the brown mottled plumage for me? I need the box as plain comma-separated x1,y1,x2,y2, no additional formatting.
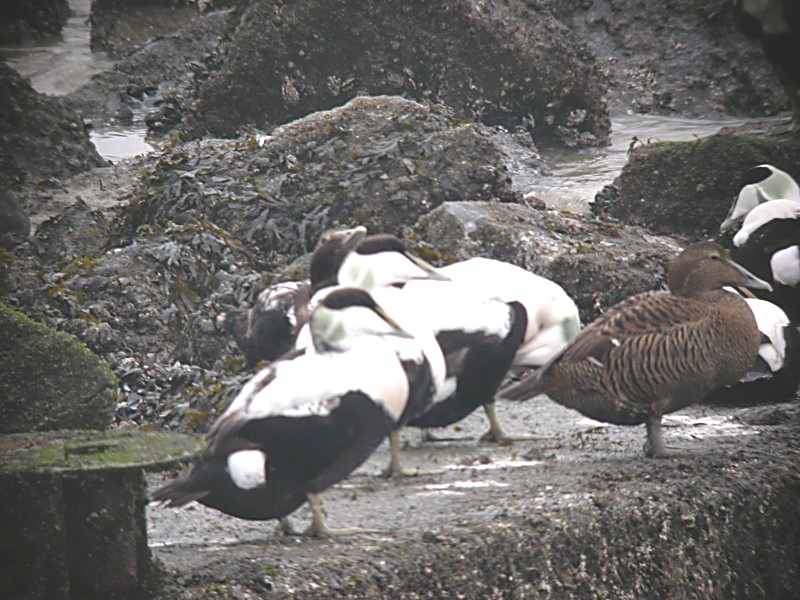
499,242,772,458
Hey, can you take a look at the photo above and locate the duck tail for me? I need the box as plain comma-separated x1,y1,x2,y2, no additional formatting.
150,461,216,508
498,368,547,402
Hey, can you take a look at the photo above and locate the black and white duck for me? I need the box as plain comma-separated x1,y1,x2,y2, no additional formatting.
151,287,435,537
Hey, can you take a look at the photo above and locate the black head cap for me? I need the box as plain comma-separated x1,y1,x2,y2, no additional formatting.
319,287,378,311
354,234,407,256
740,165,773,187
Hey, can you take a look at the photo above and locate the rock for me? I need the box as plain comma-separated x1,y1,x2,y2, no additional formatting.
412,201,681,322
0,190,30,249
124,96,523,271
66,9,229,125
545,0,788,118
0,0,70,44
34,199,111,267
0,63,106,190
591,131,800,240
0,303,119,433
185,0,610,147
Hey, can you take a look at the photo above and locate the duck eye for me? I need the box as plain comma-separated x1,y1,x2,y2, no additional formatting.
710,254,720,260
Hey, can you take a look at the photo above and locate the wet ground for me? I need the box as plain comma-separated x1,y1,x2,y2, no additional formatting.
147,395,785,597
148,397,796,598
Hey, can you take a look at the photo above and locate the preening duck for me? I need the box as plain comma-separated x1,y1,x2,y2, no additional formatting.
720,164,800,234
499,242,772,458
217,225,368,366
152,287,431,537
704,294,800,405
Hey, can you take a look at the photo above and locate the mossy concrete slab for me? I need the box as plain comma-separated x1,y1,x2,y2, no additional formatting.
0,303,119,433
0,430,203,600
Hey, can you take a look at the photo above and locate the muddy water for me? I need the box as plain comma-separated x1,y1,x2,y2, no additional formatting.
0,0,153,162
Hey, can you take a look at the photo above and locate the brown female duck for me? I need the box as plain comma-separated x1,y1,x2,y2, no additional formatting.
499,242,772,458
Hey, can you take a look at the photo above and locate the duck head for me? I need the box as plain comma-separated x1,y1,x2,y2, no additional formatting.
311,232,449,293
309,226,369,292
309,287,413,352
667,241,773,297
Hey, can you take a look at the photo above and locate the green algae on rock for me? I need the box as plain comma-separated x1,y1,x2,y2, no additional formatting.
0,303,119,433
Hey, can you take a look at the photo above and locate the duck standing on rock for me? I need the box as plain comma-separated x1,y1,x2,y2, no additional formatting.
499,242,772,458
152,287,434,537
302,233,580,475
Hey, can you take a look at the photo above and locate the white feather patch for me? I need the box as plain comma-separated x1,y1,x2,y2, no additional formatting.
744,298,789,372
226,450,267,490
230,341,411,422
771,246,800,287
733,199,800,247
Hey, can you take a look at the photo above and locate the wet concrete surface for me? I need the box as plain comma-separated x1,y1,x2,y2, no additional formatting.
146,395,797,597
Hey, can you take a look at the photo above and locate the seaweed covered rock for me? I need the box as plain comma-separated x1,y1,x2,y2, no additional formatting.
543,0,787,117
413,201,681,322
0,63,106,190
0,0,69,44
592,132,800,240
0,304,118,433
125,96,521,271
185,0,610,147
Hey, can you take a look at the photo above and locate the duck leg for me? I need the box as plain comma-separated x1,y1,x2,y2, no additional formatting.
302,493,380,538
380,430,443,478
643,415,682,458
478,402,535,444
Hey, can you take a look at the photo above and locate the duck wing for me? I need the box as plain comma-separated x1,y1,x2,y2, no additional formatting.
499,291,711,401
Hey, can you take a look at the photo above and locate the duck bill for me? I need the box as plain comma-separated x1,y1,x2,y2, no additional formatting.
719,214,739,235
334,226,369,253
404,252,451,281
374,306,415,339
725,259,773,292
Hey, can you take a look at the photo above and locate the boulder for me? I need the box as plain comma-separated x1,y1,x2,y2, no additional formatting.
591,131,800,240
542,0,788,118
0,0,69,44
124,96,522,271
0,63,106,190
0,303,118,433
185,0,610,147
412,201,682,323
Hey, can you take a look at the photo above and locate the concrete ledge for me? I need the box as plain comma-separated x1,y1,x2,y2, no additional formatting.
150,401,800,599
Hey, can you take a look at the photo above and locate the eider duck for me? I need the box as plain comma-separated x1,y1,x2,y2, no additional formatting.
704,294,800,405
499,242,771,458
216,225,368,366
303,234,579,474
152,287,432,537
732,0,800,130
719,164,800,234
729,198,800,319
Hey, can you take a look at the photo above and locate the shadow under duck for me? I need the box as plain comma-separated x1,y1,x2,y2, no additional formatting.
499,242,772,458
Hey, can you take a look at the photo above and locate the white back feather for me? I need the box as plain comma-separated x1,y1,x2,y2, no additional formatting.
771,245,800,286
733,199,800,247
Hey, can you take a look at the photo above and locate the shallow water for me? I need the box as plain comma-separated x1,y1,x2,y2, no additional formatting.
0,0,114,95
0,0,152,162
517,114,751,213
0,2,764,197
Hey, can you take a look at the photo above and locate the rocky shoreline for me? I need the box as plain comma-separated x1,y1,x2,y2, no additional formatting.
1,1,799,598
